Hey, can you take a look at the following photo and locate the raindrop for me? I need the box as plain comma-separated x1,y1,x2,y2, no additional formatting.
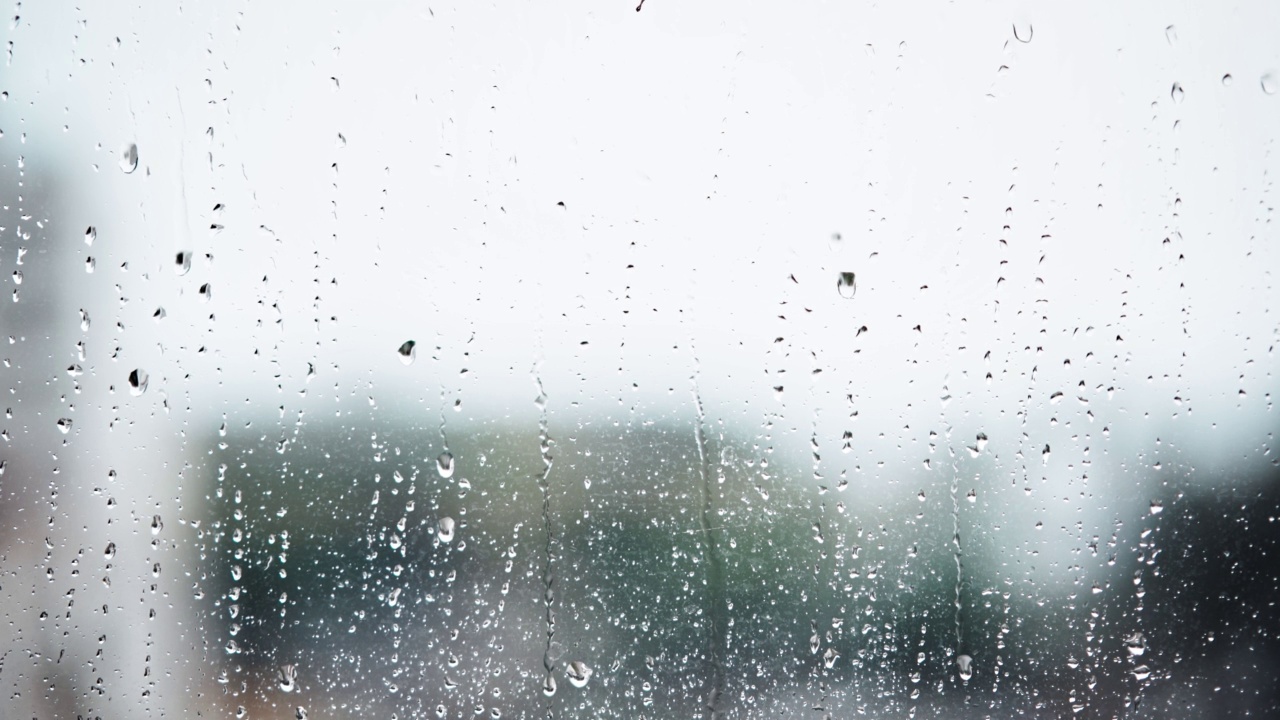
1149,500,1163,515
567,660,592,688
85,226,96,246
822,647,839,669
104,541,116,559
277,664,298,692
153,307,166,321
956,654,973,682
975,432,988,453
85,256,95,273
1165,24,1177,45
1170,82,1184,104
542,674,557,697
836,271,857,299
150,514,164,535
397,340,416,365
438,516,456,543
119,142,138,173
437,451,455,478
1012,22,1033,44
57,417,73,434
295,707,308,720
1131,665,1151,681
1222,73,1234,86
128,368,149,396
175,251,192,275
1262,73,1277,95
11,270,20,285
199,283,212,301
1125,632,1146,657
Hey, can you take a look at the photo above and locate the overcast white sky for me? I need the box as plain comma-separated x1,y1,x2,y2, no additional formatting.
3,0,1277,494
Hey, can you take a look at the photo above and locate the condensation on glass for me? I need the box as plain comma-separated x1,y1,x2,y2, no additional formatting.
1,3,1277,719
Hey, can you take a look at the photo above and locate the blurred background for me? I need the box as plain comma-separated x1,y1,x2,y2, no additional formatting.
1,2,1278,718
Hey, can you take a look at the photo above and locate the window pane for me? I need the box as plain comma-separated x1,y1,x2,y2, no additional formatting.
2,3,1278,718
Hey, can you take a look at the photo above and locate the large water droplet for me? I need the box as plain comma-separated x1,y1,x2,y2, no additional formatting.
57,417,73,434
175,251,192,276
837,271,857,299
277,664,298,692
84,226,96,246
438,516,456,543
119,143,138,174
1131,664,1151,681
128,368,149,396
1149,500,1164,515
822,647,839,669
1124,632,1146,657
437,451,455,478
151,514,164,535
567,660,592,688
542,674,557,697
956,654,973,681
397,340,416,365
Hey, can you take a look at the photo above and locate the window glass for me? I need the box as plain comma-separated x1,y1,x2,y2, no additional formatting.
2,3,1278,718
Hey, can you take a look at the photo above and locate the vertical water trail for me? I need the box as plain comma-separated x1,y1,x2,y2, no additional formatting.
533,373,557,711
948,433,964,657
690,365,725,719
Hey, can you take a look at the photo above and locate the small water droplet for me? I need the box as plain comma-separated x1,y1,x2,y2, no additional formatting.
567,660,592,688
437,451,455,478
1012,22,1033,44
1149,500,1163,515
128,368,149,396
836,271,857,299
175,251,192,275
438,516,456,543
295,706,308,720
966,489,977,503
956,654,973,681
57,417,73,434
104,541,116,559
277,664,298,692
336,133,347,148
84,226,96,246
397,340,416,365
1222,73,1233,86
199,283,212,301
1262,73,1277,95
150,514,164,535
119,143,138,174
1170,82,1184,104
1165,24,1177,45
